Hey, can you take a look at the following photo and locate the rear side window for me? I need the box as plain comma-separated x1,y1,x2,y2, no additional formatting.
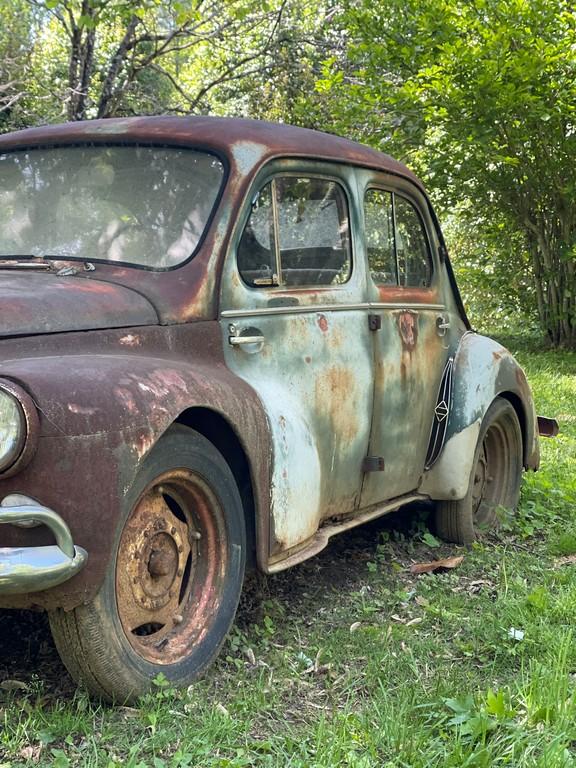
238,176,351,288
364,189,396,285
364,189,432,288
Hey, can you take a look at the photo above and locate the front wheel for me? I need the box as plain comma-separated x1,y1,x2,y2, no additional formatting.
435,398,523,544
49,426,245,702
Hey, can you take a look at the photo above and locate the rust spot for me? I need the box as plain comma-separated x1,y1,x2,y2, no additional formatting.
315,366,358,443
397,311,418,349
116,468,228,666
305,356,311,364
492,351,502,361
378,285,440,304
317,314,329,333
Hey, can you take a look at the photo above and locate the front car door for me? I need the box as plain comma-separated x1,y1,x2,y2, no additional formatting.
220,160,374,561
358,172,452,508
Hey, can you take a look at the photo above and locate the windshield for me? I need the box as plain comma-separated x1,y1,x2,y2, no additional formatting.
0,145,224,269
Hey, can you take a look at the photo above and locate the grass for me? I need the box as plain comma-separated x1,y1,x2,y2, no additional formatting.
0,337,574,767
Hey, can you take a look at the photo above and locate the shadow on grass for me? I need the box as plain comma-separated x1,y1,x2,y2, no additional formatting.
0,502,433,698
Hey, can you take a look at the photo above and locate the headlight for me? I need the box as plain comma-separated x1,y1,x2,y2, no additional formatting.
0,388,26,471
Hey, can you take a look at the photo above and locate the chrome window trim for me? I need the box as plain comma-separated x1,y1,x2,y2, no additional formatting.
220,301,445,318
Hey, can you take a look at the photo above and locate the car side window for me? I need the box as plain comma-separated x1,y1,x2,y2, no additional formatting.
364,188,432,288
364,189,397,285
237,176,351,288
394,196,432,288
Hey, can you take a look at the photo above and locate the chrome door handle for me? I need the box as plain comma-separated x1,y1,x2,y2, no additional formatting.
229,335,265,346
436,315,450,336
228,323,265,347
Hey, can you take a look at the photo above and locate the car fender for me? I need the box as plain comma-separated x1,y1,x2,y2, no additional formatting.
419,332,539,501
0,331,272,609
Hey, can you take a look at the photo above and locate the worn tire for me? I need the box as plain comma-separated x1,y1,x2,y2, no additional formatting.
435,398,523,545
49,425,245,703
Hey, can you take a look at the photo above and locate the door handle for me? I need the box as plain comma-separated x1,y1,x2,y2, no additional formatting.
229,335,265,346
228,324,265,348
436,315,450,336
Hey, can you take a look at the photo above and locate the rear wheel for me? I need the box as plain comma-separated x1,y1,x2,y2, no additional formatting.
49,426,245,702
435,398,523,544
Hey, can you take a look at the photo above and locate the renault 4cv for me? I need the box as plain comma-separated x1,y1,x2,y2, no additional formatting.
0,117,555,701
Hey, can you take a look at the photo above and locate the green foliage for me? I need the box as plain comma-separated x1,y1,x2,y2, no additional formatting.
315,0,576,347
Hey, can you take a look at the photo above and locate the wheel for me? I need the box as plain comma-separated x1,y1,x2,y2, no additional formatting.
49,425,245,702
435,398,523,544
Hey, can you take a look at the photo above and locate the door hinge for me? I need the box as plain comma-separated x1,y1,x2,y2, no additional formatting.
368,314,382,331
362,456,385,473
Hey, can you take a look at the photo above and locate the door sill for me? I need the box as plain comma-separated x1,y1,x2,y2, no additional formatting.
266,492,426,573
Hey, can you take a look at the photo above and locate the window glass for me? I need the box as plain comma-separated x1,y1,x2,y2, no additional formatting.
364,189,397,285
237,176,351,288
0,146,224,268
394,196,432,287
237,184,276,286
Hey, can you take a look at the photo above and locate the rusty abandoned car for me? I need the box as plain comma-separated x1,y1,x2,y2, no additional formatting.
0,117,556,701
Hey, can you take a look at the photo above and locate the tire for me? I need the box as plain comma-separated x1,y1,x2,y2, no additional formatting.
49,425,246,702
435,398,523,545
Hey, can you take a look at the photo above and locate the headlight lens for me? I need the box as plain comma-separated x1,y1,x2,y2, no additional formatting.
0,388,25,471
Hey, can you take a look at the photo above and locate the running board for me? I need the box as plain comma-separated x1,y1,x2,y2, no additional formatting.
266,493,425,573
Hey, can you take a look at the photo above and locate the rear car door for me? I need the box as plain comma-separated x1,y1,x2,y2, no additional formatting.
358,173,452,507
220,161,374,558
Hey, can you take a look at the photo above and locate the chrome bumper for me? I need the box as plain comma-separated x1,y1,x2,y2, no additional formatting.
0,494,88,594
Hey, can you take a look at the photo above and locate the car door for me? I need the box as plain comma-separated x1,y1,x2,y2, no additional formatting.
358,172,452,508
219,161,374,557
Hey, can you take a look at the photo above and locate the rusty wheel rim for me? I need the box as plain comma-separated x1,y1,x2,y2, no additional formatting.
116,469,228,665
472,422,509,528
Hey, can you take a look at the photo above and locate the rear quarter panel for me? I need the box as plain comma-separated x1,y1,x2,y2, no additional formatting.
420,331,539,500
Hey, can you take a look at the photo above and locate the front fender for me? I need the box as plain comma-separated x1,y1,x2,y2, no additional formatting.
0,328,271,609
419,332,539,501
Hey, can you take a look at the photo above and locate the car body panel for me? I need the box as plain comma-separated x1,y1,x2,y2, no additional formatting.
220,160,374,552
419,331,540,500
0,272,158,336
355,170,457,506
0,322,273,608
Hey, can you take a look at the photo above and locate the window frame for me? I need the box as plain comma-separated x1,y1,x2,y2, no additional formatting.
236,171,354,292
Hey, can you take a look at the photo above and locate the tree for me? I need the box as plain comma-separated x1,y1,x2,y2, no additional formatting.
27,0,290,121
0,1,33,129
317,0,576,348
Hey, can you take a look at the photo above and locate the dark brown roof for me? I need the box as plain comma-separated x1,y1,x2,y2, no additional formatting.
0,116,423,189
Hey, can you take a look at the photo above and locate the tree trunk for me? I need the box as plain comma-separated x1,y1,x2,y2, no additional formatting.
96,15,140,119
66,1,96,121
529,238,576,350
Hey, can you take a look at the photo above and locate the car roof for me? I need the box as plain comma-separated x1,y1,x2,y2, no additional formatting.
0,116,424,190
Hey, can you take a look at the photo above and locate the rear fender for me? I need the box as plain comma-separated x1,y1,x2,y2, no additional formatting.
419,332,539,501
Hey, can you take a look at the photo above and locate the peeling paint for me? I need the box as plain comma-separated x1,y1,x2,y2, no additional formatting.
119,334,142,347
231,140,266,176
67,404,97,416
419,420,481,499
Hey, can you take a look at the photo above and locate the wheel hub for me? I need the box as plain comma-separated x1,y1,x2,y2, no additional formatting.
114,467,229,666
118,488,191,618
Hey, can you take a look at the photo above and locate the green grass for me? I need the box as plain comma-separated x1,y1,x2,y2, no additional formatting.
0,338,574,767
